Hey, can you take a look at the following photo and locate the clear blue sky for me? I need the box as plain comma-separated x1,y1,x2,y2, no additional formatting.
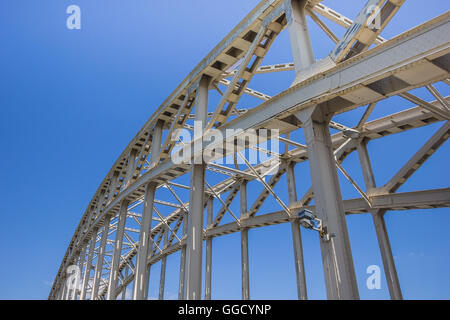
0,0,449,300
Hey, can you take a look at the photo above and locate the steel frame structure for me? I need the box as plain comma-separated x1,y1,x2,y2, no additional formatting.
50,0,450,300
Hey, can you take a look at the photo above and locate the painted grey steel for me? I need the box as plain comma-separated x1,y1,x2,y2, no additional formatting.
287,0,315,73
159,227,169,300
185,75,210,300
49,0,450,301
297,107,359,299
80,230,97,300
107,200,129,300
287,162,308,300
75,243,88,300
357,141,403,300
133,121,163,300
204,197,213,300
91,215,111,300
240,181,250,300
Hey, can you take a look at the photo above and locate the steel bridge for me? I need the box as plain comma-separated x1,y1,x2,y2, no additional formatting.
50,0,450,300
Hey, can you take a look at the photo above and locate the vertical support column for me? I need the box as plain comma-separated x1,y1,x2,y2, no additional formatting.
107,200,130,300
122,265,129,300
133,120,163,300
91,215,112,300
54,284,60,300
65,278,72,300
57,283,64,300
143,235,153,300
357,141,402,300
133,183,157,300
74,244,88,300
287,0,357,300
61,283,67,300
204,197,213,300
61,277,68,300
240,180,250,300
66,261,74,300
185,75,210,300
286,161,308,300
287,0,315,75
296,107,359,300
143,239,153,300
80,229,98,300
108,171,119,203
159,227,169,300
179,211,188,300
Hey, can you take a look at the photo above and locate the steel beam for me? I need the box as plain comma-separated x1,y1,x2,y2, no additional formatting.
286,162,307,300
185,75,210,300
91,215,111,300
80,230,97,300
159,227,169,300
206,188,450,238
205,197,213,300
62,278,68,300
121,265,129,300
296,106,359,300
357,140,403,300
106,200,129,300
240,181,250,300
178,211,188,300
49,1,450,301
380,121,450,194
331,0,405,62
133,120,163,300
75,243,87,300
287,0,315,75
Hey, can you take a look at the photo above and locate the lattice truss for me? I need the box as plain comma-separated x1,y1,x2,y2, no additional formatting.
51,0,450,300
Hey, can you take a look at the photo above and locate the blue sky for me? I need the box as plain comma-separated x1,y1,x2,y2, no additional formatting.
0,0,449,300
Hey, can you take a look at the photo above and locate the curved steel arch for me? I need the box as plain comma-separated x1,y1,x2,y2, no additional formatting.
50,0,450,300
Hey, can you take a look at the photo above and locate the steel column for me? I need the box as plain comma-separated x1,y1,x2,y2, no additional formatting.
133,183,157,300
133,120,163,300
121,265,129,300
143,235,153,300
74,244,87,300
56,284,64,300
159,227,169,300
357,141,403,300
54,285,61,300
240,180,250,300
296,107,359,300
107,200,130,300
288,0,358,299
185,75,210,300
286,161,308,300
178,211,188,299
287,0,315,74
80,229,97,300
91,215,112,300
65,279,72,300
61,278,68,300
204,197,213,300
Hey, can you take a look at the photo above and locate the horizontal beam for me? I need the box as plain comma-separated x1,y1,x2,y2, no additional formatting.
221,13,449,133
206,188,450,238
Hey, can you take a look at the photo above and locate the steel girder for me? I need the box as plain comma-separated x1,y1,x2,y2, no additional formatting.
50,0,450,300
